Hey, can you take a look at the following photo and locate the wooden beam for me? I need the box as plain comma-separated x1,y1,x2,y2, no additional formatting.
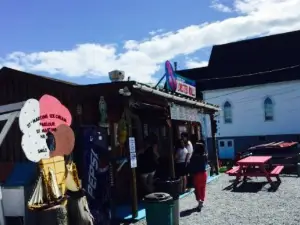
167,119,176,179
125,107,138,219
209,113,219,175
0,111,18,147
0,101,25,114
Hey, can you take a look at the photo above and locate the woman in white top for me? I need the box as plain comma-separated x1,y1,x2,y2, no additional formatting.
175,139,189,193
181,132,194,164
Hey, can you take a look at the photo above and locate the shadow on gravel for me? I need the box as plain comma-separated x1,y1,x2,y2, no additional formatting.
180,207,200,217
223,181,269,193
112,219,136,225
280,174,298,178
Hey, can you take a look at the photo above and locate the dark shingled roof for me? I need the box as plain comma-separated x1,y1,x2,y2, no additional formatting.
0,67,78,86
177,29,300,91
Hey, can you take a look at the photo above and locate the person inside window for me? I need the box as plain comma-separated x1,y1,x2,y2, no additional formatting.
188,141,208,211
137,134,159,194
175,139,188,193
181,132,194,164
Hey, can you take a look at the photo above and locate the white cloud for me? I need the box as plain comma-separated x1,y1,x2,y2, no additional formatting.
185,60,208,69
1,0,300,83
149,29,164,36
211,0,233,13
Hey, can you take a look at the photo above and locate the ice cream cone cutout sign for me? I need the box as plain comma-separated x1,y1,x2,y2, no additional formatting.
19,94,75,162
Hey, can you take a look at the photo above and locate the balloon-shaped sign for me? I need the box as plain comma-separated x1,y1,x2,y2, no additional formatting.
19,94,75,162
165,60,177,92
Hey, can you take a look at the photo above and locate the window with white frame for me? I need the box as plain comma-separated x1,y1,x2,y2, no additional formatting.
223,101,232,124
264,97,274,121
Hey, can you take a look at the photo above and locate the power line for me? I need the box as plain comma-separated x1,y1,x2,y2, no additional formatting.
206,81,299,101
205,85,258,100
201,64,300,100
199,64,300,81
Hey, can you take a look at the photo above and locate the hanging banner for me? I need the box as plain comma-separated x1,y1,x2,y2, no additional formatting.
164,60,196,98
82,126,111,225
170,103,200,122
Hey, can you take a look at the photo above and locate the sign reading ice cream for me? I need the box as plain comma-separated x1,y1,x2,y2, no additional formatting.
19,95,75,162
164,60,196,98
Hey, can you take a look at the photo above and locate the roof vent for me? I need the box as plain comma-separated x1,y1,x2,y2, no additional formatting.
109,70,125,82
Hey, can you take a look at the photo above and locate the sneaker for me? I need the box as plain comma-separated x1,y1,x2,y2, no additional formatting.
197,201,203,211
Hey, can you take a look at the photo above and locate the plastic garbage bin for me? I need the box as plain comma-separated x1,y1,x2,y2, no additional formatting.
155,178,181,225
143,192,174,225
155,178,181,199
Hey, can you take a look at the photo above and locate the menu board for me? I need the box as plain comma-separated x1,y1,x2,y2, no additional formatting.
170,103,201,122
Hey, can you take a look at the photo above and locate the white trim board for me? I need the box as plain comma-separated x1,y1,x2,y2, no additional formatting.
0,101,25,114
0,111,19,147
0,112,20,122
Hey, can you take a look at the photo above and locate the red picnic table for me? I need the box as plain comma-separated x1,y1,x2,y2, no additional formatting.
226,156,284,190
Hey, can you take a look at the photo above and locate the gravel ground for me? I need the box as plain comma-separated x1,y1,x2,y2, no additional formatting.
124,174,300,225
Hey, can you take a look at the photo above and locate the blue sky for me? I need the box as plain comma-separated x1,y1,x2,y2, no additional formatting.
0,0,300,84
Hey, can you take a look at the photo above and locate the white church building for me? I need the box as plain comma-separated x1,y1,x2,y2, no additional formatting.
178,29,300,158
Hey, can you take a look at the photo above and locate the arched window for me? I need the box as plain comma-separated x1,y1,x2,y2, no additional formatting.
264,97,274,121
224,101,232,124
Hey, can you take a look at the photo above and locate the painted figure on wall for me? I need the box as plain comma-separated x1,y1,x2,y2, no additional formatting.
99,96,108,127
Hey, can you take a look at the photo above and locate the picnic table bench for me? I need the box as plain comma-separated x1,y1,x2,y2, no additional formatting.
226,156,284,189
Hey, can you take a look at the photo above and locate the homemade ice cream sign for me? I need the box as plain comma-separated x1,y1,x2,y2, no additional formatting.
165,60,196,98
19,94,79,210
19,94,74,162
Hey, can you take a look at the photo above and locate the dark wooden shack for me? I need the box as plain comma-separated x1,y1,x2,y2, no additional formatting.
0,66,220,220
0,67,78,162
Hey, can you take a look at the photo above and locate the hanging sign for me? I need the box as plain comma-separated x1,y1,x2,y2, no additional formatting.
170,103,200,122
19,94,75,162
129,137,137,168
164,60,196,98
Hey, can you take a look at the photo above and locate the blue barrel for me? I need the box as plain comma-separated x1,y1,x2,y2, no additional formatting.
144,193,174,225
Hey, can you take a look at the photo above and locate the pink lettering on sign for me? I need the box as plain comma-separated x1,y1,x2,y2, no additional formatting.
176,81,196,98
39,95,72,130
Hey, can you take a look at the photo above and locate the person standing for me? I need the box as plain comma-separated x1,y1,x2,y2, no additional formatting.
175,139,189,193
181,132,194,165
181,132,194,190
138,134,159,194
188,141,208,210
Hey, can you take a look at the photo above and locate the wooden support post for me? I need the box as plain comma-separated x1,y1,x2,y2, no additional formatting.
167,119,176,179
209,113,219,175
124,107,138,219
109,122,117,221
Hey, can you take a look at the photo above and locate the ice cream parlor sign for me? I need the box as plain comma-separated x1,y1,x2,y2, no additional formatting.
19,94,74,162
165,60,196,98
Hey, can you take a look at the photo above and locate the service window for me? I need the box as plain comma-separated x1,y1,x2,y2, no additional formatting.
220,141,225,147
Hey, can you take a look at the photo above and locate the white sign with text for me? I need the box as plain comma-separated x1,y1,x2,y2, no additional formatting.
129,137,137,168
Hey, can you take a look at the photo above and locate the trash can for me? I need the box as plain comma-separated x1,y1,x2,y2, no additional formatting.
155,178,181,225
143,192,174,225
297,163,300,177
155,178,181,199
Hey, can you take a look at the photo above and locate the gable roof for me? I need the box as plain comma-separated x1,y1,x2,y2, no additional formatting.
209,29,300,76
0,67,78,86
0,67,219,111
176,29,300,91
